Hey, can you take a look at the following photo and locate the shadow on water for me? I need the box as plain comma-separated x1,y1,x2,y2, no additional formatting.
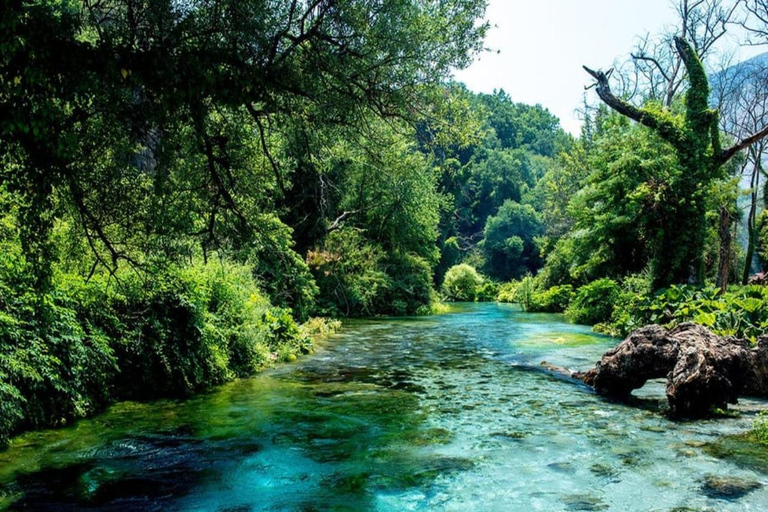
1,303,767,511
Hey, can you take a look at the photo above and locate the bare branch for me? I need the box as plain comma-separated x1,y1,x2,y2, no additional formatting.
718,123,768,164
583,65,680,144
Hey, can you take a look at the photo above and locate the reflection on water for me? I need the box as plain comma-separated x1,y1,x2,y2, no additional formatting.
0,303,767,511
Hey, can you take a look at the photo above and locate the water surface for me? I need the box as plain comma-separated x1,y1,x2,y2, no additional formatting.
1,303,767,511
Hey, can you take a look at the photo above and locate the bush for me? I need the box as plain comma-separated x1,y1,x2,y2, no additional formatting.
308,229,390,316
496,281,519,303
476,281,500,302
300,317,342,340
374,254,436,316
748,411,768,445
596,272,653,336
108,262,293,397
308,230,436,317
530,285,573,313
515,275,537,311
242,214,318,322
566,278,620,325
442,264,484,301
482,201,543,281
501,276,573,313
0,259,310,446
603,284,768,341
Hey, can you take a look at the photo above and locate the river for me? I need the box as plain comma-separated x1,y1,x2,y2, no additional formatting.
1,303,766,511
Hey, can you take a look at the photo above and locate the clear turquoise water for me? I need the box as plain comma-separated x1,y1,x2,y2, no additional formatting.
1,303,767,511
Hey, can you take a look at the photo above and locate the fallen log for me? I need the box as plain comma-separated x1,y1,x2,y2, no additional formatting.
574,323,768,418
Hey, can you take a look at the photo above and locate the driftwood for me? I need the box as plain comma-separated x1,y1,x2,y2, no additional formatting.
573,323,768,418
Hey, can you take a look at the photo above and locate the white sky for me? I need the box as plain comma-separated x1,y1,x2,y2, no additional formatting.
453,0,764,134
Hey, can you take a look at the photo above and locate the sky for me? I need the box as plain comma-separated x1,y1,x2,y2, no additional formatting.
453,0,763,134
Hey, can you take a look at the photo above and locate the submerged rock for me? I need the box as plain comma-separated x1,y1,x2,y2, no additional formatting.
700,474,763,500
577,323,768,418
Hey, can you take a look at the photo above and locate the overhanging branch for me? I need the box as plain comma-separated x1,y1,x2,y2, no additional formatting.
583,65,680,145
718,124,768,165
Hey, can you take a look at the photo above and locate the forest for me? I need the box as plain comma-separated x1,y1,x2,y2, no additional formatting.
3,2,768,507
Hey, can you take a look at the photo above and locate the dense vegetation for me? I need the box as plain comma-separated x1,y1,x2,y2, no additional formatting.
4,0,768,446
0,0,491,445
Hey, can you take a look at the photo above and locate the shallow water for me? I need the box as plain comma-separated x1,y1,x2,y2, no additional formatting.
1,303,767,511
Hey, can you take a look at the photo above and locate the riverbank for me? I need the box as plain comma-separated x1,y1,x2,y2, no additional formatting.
1,304,767,511
0,260,341,448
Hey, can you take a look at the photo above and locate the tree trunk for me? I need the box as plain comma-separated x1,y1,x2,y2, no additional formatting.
717,205,733,293
743,154,761,284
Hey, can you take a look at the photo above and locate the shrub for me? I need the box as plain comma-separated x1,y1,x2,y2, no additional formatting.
748,411,768,445
0,259,310,446
603,284,768,341
244,214,318,322
308,229,390,316
309,230,436,317
530,285,573,313
496,281,519,303
442,264,484,302
596,272,653,336
374,254,436,316
566,278,620,325
502,277,573,313
476,281,500,302
482,201,543,281
759,211,768,271
515,275,537,311
300,317,342,340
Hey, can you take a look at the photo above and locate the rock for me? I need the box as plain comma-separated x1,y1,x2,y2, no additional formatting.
581,323,768,418
700,474,763,500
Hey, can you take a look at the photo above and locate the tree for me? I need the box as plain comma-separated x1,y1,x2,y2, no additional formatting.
584,36,768,288
481,200,542,281
0,0,488,292
618,0,739,107
442,263,483,301
712,52,768,284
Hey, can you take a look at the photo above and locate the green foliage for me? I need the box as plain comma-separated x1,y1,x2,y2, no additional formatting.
758,211,768,270
308,230,390,317
242,215,318,323
261,308,312,362
375,254,436,316
481,200,543,281
566,279,620,325
514,276,537,312
428,87,569,279
442,264,484,302
497,275,573,313
537,117,684,286
0,259,309,447
496,282,519,303
748,411,768,445
436,236,462,285
594,272,653,336
299,318,342,341
476,281,500,302
530,285,574,313
308,230,435,317
604,284,768,341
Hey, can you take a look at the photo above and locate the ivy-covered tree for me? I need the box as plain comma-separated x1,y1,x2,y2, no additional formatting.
584,37,768,288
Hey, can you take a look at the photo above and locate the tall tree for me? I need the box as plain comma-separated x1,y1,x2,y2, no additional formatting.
584,36,768,288
0,0,488,290
713,52,768,283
